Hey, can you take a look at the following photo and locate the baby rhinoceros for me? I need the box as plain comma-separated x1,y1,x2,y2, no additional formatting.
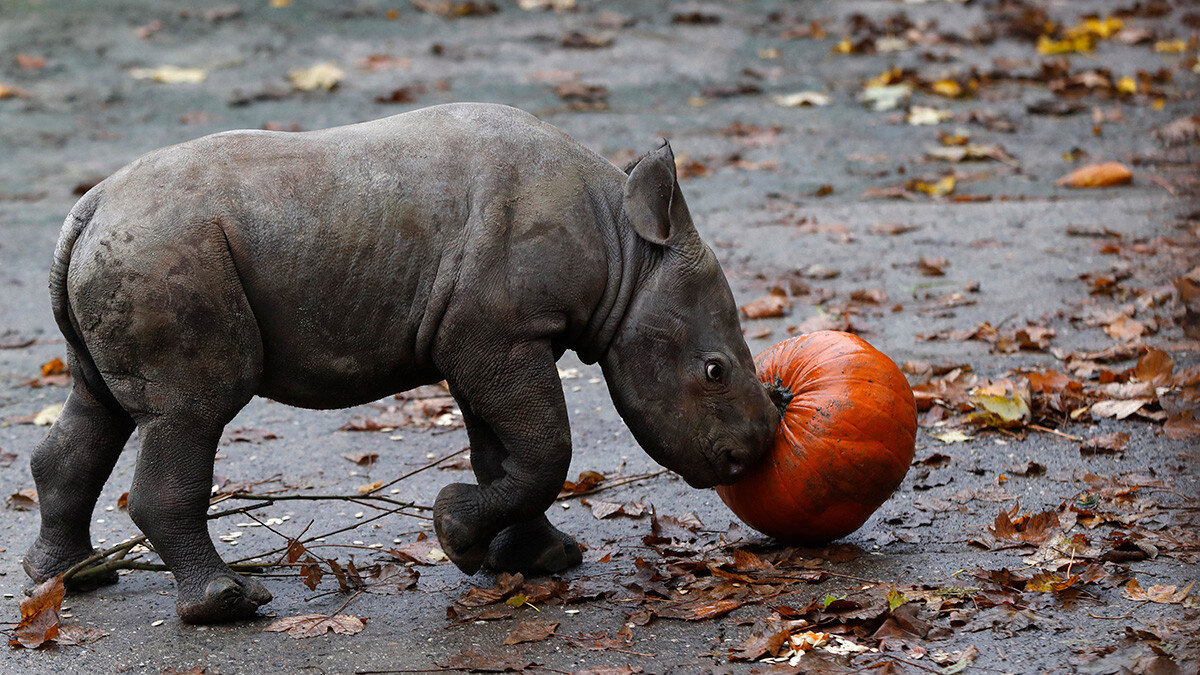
24,103,779,624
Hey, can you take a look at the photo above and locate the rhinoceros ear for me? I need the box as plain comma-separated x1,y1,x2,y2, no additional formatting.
622,141,694,248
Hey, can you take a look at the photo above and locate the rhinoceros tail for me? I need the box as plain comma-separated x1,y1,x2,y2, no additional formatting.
50,185,124,413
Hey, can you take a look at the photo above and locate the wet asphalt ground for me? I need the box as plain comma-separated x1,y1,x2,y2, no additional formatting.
1,0,1198,673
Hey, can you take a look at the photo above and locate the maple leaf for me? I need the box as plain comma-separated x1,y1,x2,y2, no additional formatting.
264,613,366,638
988,505,1061,545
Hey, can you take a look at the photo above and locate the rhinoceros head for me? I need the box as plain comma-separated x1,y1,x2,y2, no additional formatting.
600,142,779,488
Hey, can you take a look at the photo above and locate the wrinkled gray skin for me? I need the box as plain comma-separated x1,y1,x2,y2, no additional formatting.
23,103,779,624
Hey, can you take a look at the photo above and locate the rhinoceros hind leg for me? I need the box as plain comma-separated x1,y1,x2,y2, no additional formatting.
23,377,134,589
484,515,582,575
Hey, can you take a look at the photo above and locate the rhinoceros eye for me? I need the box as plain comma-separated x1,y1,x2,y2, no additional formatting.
705,360,724,383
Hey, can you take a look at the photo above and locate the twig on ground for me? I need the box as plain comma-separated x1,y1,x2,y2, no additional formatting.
1028,424,1083,441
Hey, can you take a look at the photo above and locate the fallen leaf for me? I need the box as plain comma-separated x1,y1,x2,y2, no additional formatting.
859,84,911,111
1164,410,1200,439
774,91,830,107
561,31,613,49
588,500,646,519
444,648,534,673
264,613,366,638
1056,162,1132,188
9,576,65,648
289,63,344,91
907,106,952,125
1104,315,1146,341
503,619,559,645
7,488,38,511
1133,348,1173,386
129,65,207,84
357,54,411,71
869,223,918,236
850,288,888,304
1154,114,1200,147
1090,398,1152,419
53,624,107,646
553,82,609,110
221,427,279,444
0,83,29,99
1080,432,1130,455
15,53,46,70
908,175,956,198
561,470,605,494
342,451,379,466
933,430,972,444
988,505,1061,545
918,255,949,276
412,0,498,18
374,86,423,104
740,291,791,319
1122,579,1193,604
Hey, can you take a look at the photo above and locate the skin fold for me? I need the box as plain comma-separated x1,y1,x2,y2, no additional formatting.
23,103,779,624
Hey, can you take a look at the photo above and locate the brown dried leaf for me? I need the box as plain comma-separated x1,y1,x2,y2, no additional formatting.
342,451,379,466
1080,432,1130,455
9,576,65,648
918,256,949,276
1121,579,1193,604
503,619,559,645
7,487,38,511
588,500,646,520
988,505,1061,545
1164,410,1200,440
264,613,366,638
1134,348,1174,386
740,291,791,319
15,53,46,70
1154,114,1200,147
221,427,279,444
561,470,605,494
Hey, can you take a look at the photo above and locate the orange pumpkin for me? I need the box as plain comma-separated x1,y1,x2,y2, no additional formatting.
716,331,917,543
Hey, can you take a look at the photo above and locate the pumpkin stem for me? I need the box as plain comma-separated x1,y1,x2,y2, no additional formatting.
764,377,794,418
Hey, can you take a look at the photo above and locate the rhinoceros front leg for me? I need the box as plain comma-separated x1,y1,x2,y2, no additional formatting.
435,341,572,575
455,399,582,575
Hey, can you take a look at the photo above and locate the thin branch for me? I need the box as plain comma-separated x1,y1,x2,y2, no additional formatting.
364,447,469,496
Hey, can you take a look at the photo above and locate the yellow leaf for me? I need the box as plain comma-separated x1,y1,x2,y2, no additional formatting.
1117,77,1137,95
1037,34,1093,55
912,175,956,197
357,480,383,494
1154,40,1186,53
1065,17,1122,40
930,79,962,98
270,0,292,6
969,381,1030,427
289,62,344,91
865,67,903,88
128,65,207,84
